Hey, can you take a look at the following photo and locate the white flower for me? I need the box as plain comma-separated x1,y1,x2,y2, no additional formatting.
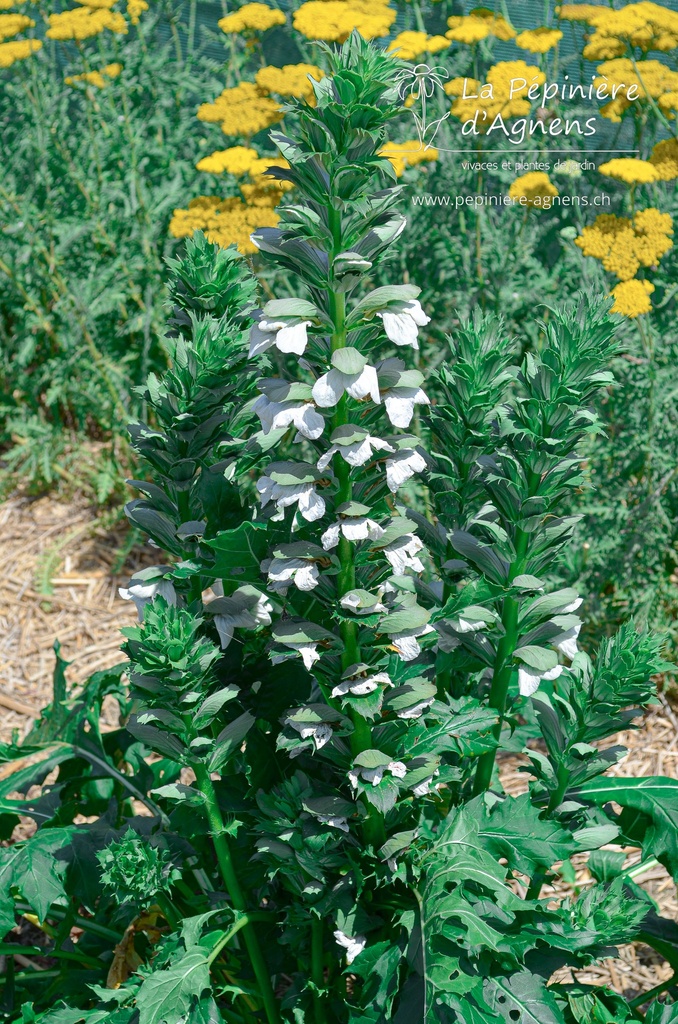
119,577,177,620
317,814,349,833
312,364,380,408
257,475,325,523
212,589,273,649
385,449,427,493
321,517,384,551
333,930,366,965
249,318,310,357
518,663,563,698
390,624,434,662
340,591,387,615
331,671,391,698
348,760,407,788
383,379,430,428
554,625,581,661
286,719,333,750
382,534,425,575
379,300,430,349
412,770,439,797
396,698,434,719
266,557,320,594
253,395,324,441
317,434,394,472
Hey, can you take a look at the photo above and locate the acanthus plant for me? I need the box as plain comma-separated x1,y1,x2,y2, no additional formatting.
3,32,678,1024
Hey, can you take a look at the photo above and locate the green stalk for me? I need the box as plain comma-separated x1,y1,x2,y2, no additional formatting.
193,763,280,1024
472,525,530,795
311,916,329,1024
327,206,385,849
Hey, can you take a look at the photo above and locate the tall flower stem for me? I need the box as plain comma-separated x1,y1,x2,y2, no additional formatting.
311,916,329,1024
472,522,531,795
327,206,385,848
193,763,281,1024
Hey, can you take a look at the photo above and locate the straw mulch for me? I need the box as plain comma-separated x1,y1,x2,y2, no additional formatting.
1,495,677,1006
0,495,149,741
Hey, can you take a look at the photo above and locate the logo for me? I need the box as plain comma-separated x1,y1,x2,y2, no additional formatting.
395,63,450,152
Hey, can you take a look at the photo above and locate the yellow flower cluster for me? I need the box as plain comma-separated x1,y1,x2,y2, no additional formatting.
446,7,515,44
515,27,563,53
560,2,678,60
0,36,40,67
293,0,395,43
197,81,281,137
46,6,127,40
650,137,678,180
0,13,34,40
255,63,322,99
446,61,545,128
126,0,147,25
576,209,673,281
218,3,286,34
509,171,559,207
379,141,438,177
594,58,678,121
169,194,280,254
65,61,122,89
610,278,654,317
387,30,449,59
196,144,290,180
598,157,660,184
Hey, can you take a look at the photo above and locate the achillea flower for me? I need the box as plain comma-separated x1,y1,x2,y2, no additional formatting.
515,27,562,53
65,62,122,89
509,171,559,208
218,2,286,34
559,2,678,60
255,63,323,99
650,137,678,181
47,6,127,39
594,58,678,122
575,209,673,282
126,0,148,24
446,7,515,44
446,61,546,127
169,195,280,255
196,146,260,176
293,0,395,43
598,158,659,184
387,30,449,59
0,13,34,39
0,37,41,66
197,81,281,137
610,278,654,317
379,141,438,177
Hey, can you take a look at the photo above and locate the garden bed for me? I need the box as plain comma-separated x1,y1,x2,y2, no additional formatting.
1,493,678,1006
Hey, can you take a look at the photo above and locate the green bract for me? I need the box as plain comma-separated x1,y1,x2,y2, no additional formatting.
2,33,678,1024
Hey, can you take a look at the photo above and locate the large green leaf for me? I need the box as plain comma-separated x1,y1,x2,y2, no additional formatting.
484,972,566,1024
136,951,212,1024
0,826,75,928
577,777,678,873
476,794,576,875
203,522,269,582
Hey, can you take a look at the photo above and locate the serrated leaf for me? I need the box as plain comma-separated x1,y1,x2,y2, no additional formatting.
136,951,212,1024
484,971,566,1024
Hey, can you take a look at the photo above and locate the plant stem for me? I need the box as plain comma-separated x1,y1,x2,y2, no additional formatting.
193,763,280,1024
311,916,329,1024
472,525,530,795
326,206,385,849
